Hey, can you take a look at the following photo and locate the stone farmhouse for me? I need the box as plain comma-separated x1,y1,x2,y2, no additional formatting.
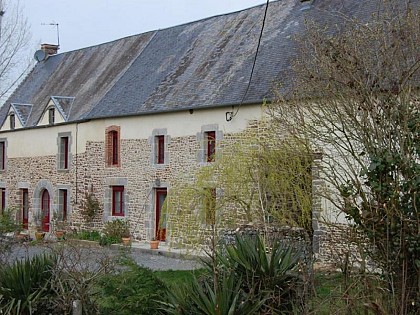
0,0,386,259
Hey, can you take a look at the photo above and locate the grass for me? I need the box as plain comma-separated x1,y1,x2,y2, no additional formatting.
154,268,207,287
310,271,386,314
155,269,387,314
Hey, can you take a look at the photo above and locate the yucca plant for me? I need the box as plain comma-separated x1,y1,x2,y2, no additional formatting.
162,234,305,314
0,254,56,314
218,235,304,313
162,272,266,315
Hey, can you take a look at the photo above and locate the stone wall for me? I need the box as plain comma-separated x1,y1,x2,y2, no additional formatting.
222,224,312,264
0,116,354,266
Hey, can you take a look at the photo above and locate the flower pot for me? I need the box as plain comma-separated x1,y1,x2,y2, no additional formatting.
55,230,65,240
122,237,130,245
15,233,27,242
150,240,159,249
35,231,45,241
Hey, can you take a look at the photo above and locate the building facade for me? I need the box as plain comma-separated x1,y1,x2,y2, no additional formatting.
0,0,391,260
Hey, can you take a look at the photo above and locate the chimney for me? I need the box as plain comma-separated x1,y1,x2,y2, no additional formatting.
300,0,313,11
41,43,59,56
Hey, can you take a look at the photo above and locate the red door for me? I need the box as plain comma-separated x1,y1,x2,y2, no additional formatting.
155,188,167,241
22,189,29,229
41,190,50,232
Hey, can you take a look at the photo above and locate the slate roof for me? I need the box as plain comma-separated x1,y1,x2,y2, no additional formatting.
10,103,33,127
1,0,418,128
51,96,75,121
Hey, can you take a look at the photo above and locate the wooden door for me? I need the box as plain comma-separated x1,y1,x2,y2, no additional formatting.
22,189,29,229
155,188,167,241
41,190,50,232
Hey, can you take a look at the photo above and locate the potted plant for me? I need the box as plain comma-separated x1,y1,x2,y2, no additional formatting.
121,221,131,245
14,223,29,242
53,210,67,241
150,237,159,249
34,211,45,241
54,222,66,240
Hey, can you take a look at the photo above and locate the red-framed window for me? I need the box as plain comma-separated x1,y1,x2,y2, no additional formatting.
0,141,5,170
204,188,216,225
105,126,121,167
156,135,165,164
112,186,124,216
58,189,68,221
21,189,29,229
10,114,15,130
205,131,216,162
48,108,55,124
59,136,69,169
0,188,5,214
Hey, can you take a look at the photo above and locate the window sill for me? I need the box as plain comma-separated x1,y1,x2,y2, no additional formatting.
105,164,121,168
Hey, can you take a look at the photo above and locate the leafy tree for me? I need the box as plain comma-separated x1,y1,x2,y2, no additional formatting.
269,1,419,313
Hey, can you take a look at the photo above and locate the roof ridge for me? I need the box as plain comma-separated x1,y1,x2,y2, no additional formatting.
34,1,272,58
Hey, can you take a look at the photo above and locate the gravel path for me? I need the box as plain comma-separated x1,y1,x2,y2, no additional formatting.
4,241,202,271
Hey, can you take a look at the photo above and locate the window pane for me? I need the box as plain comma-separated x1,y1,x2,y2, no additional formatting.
58,189,67,221
112,131,118,165
1,188,5,213
49,108,55,124
10,114,15,130
0,142,4,170
112,186,124,216
156,135,164,164
59,137,68,169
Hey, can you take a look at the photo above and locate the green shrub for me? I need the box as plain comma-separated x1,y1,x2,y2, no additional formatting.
163,272,266,315
100,219,129,245
71,230,102,241
96,260,166,315
0,254,56,314
99,235,121,246
0,208,19,234
162,234,305,314
216,234,305,312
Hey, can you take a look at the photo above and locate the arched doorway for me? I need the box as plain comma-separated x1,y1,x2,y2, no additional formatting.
41,189,50,232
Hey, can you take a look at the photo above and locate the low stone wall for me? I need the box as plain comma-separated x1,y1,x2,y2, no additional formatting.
316,223,376,271
221,224,313,264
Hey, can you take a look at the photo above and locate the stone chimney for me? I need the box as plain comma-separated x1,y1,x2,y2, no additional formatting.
41,43,59,56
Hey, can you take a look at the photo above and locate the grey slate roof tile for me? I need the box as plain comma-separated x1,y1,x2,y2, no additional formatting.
1,0,418,128
11,103,33,127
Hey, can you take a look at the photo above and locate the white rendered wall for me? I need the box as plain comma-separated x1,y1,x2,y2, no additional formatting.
2,104,263,158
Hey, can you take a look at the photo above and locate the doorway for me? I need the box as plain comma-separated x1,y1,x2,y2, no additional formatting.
41,189,50,232
155,188,167,241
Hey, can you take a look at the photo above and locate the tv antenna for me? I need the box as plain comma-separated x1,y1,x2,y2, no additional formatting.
41,22,60,46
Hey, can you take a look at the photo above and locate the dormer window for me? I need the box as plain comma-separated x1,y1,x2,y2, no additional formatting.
48,108,55,124
9,114,15,130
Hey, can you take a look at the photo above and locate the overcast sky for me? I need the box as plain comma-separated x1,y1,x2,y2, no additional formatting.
22,0,269,55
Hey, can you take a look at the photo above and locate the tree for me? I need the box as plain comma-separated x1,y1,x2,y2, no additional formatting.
0,0,31,104
165,124,313,251
269,1,419,313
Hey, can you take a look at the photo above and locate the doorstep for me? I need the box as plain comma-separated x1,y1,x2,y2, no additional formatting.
110,241,207,261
